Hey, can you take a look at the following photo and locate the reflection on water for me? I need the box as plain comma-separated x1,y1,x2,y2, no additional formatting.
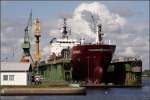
1,80,150,100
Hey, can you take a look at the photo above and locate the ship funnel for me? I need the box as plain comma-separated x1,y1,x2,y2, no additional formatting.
96,24,104,44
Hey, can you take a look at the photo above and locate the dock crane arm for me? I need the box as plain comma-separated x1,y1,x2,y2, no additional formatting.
91,15,103,44
91,15,96,33
21,11,34,64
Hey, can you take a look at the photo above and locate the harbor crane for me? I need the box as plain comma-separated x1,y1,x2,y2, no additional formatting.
91,15,103,44
34,17,41,62
20,11,34,64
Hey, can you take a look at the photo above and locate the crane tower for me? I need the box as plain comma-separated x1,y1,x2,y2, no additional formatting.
34,17,41,62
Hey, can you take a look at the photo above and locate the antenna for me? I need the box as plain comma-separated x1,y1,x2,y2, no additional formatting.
61,18,68,38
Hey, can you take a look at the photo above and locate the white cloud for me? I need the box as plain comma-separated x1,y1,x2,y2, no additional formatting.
48,29,60,37
111,7,144,17
132,37,147,47
120,47,136,56
70,2,126,38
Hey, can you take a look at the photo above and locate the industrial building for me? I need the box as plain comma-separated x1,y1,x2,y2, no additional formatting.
0,62,32,85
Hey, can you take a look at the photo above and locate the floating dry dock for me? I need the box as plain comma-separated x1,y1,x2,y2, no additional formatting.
0,87,86,96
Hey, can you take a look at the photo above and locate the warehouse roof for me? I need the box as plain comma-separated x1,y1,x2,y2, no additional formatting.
0,62,31,72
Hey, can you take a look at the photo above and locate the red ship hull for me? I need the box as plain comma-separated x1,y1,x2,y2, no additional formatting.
71,44,116,83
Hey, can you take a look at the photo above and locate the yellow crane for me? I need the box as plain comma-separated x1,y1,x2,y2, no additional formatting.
34,17,41,62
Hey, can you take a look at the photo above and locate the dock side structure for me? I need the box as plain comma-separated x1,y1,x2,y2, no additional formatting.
38,58,72,82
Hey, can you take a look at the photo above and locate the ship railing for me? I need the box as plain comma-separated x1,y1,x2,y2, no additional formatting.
47,58,71,64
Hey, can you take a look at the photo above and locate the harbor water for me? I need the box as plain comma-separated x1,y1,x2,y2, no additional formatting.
1,80,149,100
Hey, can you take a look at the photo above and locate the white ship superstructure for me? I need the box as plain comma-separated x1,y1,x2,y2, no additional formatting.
49,18,80,56
50,38,79,56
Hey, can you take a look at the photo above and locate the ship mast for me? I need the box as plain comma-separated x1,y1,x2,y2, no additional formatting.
62,18,68,38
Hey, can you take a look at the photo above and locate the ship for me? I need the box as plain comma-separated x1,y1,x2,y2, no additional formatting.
71,24,116,84
48,18,116,84
34,17,141,87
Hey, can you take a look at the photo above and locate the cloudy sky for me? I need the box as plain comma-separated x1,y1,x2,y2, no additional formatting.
1,1,149,70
